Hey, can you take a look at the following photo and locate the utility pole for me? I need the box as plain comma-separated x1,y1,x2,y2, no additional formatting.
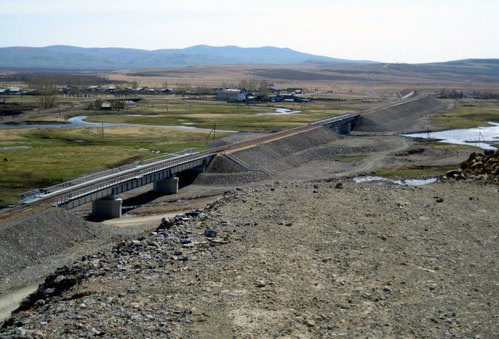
463,80,473,106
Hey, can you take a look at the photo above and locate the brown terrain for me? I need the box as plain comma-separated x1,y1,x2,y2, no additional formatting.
0,93,498,337
106,61,499,94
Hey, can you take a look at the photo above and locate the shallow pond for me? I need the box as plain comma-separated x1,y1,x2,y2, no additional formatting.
403,122,499,150
353,176,438,186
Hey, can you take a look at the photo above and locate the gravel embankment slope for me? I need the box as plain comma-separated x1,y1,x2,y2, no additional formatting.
356,95,445,132
0,209,102,283
1,180,497,338
0,209,157,297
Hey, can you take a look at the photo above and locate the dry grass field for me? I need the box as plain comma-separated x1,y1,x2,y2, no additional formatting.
105,62,499,96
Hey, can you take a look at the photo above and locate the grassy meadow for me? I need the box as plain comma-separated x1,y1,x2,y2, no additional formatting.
432,101,499,128
77,99,351,132
0,126,223,207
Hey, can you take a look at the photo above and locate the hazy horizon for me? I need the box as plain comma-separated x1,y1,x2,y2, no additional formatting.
1,0,498,64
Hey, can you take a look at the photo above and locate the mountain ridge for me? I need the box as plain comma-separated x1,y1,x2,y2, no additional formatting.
0,45,371,70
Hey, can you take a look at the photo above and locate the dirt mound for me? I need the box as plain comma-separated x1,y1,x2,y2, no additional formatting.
194,172,268,186
443,149,499,182
0,208,115,282
198,128,408,184
356,95,446,133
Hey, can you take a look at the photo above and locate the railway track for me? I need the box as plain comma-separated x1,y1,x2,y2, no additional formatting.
0,114,357,223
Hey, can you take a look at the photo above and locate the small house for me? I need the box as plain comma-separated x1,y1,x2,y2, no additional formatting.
100,102,112,110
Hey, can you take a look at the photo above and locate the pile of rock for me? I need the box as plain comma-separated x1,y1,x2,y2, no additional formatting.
444,149,499,181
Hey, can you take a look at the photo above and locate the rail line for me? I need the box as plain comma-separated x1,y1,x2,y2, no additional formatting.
0,113,359,222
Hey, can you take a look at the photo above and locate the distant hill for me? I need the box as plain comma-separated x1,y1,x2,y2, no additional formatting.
0,45,371,70
384,59,499,77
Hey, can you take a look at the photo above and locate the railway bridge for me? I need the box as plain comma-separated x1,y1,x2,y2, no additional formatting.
20,113,359,219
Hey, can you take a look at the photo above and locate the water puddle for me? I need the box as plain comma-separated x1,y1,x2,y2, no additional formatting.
353,176,437,186
403,122,499,150
256,108,301,116
0,146,31,150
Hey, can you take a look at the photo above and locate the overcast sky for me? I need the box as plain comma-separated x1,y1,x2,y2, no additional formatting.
1,0,498,63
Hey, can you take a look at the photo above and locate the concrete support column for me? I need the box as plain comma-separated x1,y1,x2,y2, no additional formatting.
92,196,122,219
153,176,179,194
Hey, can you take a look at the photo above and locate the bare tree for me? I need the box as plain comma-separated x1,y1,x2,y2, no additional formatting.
29,77,57,109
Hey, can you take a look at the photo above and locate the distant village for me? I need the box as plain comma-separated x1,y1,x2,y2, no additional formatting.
0,83,312,110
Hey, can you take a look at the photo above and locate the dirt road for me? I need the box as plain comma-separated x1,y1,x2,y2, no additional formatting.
0,285,38,323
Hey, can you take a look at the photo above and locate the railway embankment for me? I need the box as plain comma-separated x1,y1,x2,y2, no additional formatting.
356,95,446,132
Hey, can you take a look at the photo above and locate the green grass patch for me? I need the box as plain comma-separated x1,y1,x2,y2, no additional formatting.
333,154,365,163
432,104,499,129
429,143,478,151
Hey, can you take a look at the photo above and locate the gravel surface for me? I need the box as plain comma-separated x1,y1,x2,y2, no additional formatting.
356,95,446,133
0,208,160,297
0,209,100,283
1,180,497,337
195,128,412,186
230,127,341,173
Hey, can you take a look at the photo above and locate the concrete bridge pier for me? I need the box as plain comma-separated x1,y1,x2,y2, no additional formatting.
92,196,122,219
340,123,352,134
153,176,179,194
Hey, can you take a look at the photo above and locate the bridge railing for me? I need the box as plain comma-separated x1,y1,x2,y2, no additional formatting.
24,148,198,196
55,152,215,206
